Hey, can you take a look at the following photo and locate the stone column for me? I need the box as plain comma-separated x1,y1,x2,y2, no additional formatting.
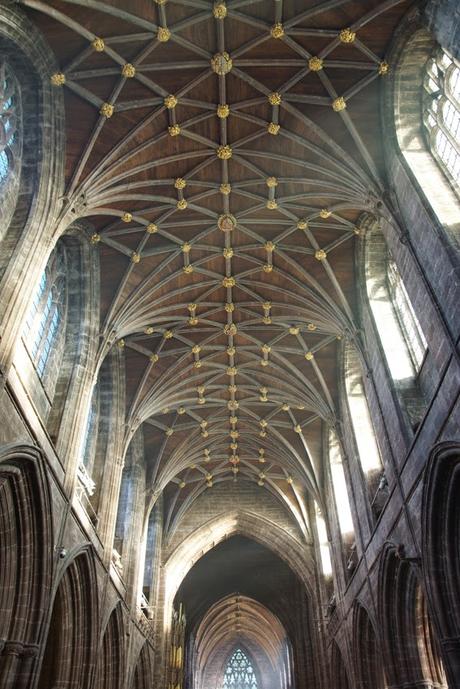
0,642,39,689
439,637,460,689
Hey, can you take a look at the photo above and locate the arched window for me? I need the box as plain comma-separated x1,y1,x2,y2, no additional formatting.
424,47,460,192
344,345,386,517
0,62,19,186
15,231,96,454
328,430,356,574
81,387,98,472
314,501,332,578
113,466,134,566
222,649,258,689
328,431,354,537
393,30,460,244
77,383,98,502
364,221,427,427
76,351,118,519
23,246,67,385
143,507,158,596
136,505,160,616
344,346,382,476
0,61,22,241
387,258,427,371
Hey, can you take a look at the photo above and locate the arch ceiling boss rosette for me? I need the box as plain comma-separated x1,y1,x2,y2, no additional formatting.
23,0,409,538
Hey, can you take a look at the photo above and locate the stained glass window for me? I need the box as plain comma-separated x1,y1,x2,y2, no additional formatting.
222,649,258,689
424,48,460,191
0,63,19,185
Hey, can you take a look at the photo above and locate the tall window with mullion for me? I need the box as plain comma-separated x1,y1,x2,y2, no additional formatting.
77,383,99,500
387,258,427,372
364,224,428,428
0,63,20,186
23,246,67,390
424,47,460,192
81,386,99,472
0,61,22,239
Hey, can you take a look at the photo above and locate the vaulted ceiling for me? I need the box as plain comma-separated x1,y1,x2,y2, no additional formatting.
24,0,409,535
176,537,295,687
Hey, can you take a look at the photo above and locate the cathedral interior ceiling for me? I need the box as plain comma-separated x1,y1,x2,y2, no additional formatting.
23,0,410,536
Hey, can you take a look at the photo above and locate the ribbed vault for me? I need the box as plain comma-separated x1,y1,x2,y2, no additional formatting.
194,595,289,689
23,0,410,533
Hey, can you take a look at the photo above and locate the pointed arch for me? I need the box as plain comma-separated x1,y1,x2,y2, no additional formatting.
221,647,259,689
37,547,99,689
330,641,351,689
0,445,53,685
0,3,64,273
163,510,315,624
422,441,460,685
194,595,290,689
95,602,125,689
378,543,446,688
391,20,460,243
353,602,386,689
131,642,154,689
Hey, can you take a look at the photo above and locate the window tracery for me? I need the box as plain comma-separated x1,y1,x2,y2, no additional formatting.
0,62,19,185
424,48,460,192
222,649,258,689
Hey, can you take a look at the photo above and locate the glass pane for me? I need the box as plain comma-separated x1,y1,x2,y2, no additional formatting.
329,432,354,535
0,64,18,185
449,66,460,102
387,259,427,371
435,130,460,183
424,48,460,190
443,101,460,140
22,248,66,380
315,502,333,576
222,649,258,689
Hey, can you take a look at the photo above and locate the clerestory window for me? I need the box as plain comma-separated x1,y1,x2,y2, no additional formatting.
387,257,427,373
23,246,67,381
424,47,460,193
0,63,19,186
